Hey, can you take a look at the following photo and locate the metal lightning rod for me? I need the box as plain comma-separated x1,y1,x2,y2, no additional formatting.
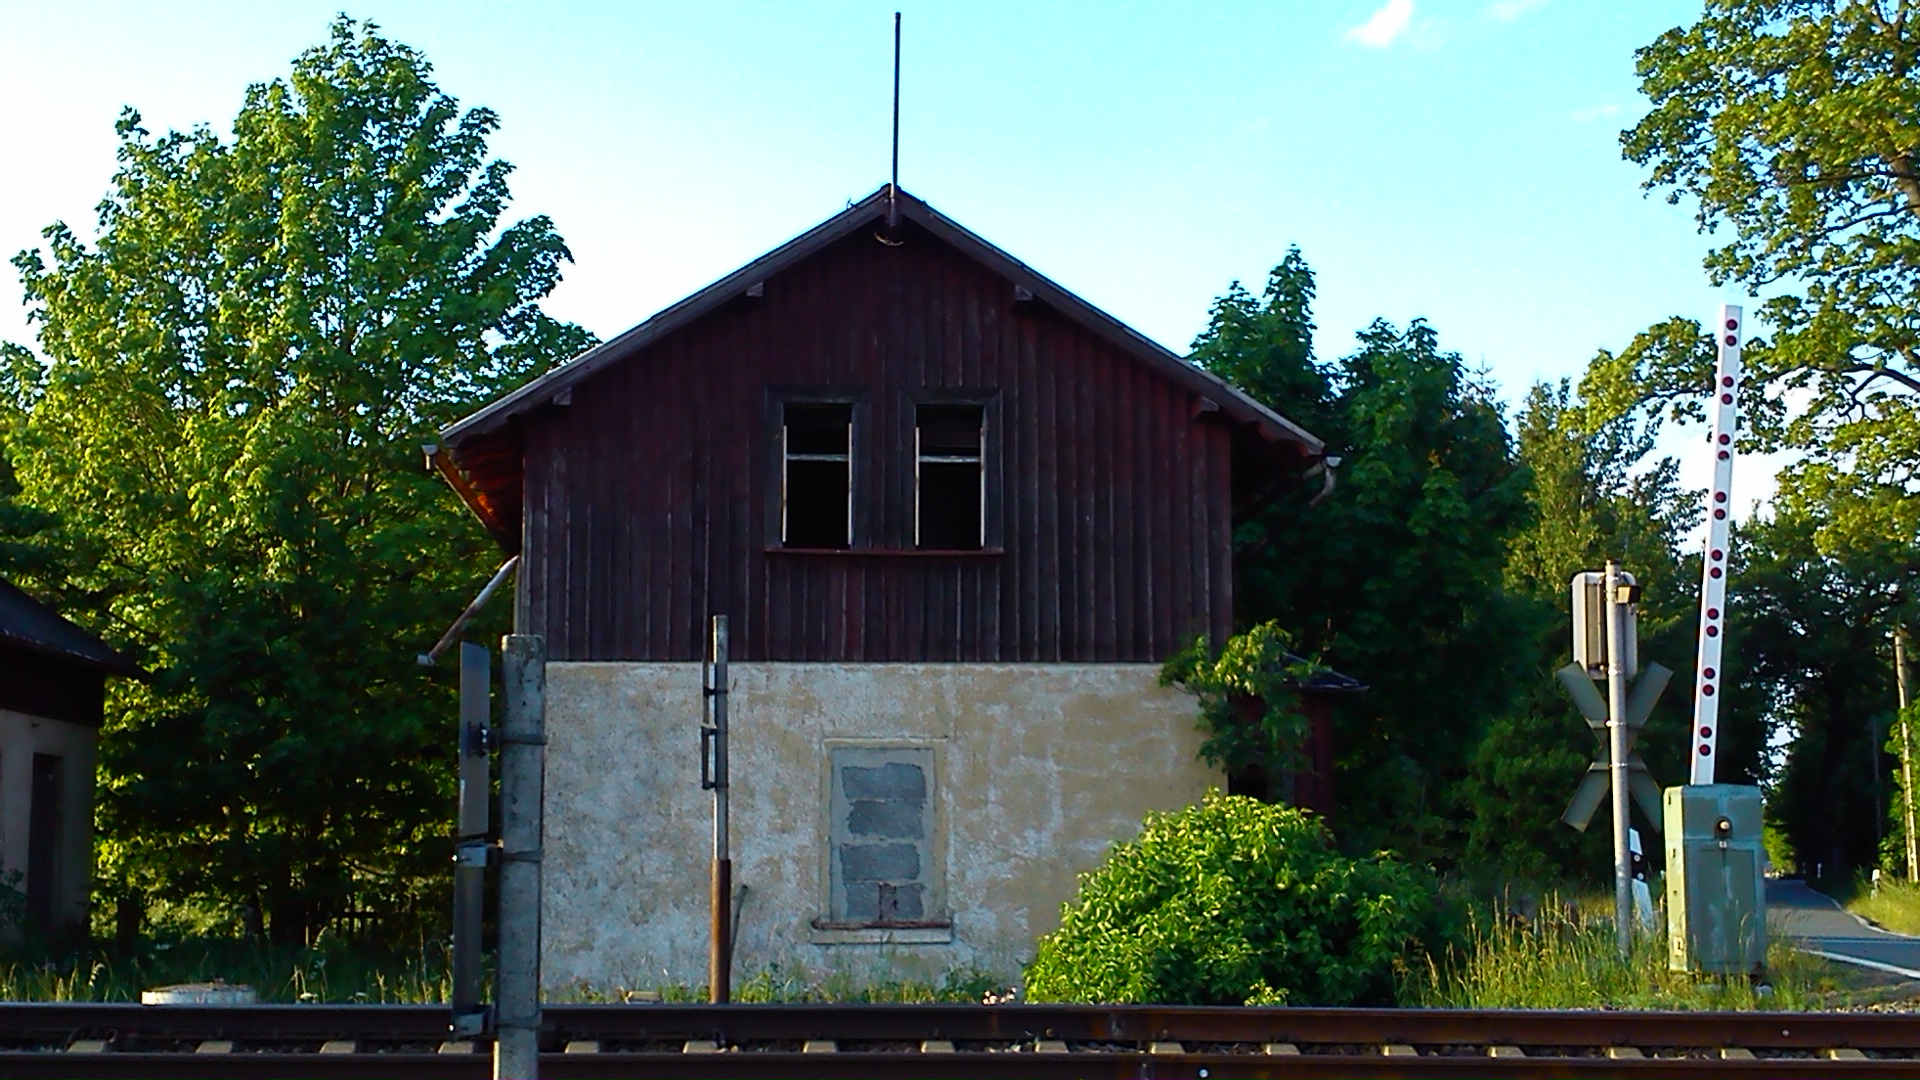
1690,304,1742,785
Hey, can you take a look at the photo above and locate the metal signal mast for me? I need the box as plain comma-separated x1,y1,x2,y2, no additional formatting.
1690,304,1742,785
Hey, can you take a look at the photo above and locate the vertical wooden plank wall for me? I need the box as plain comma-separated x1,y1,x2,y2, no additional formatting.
520,222,1237,664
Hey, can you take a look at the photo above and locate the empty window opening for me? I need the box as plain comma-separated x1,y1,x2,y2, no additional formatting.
916,404,984,550
783,403,852,548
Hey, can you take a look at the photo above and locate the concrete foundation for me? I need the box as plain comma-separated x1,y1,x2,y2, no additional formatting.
541,662,1216,994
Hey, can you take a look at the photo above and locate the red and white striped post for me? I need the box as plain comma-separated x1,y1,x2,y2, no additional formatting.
1690,305,1741,786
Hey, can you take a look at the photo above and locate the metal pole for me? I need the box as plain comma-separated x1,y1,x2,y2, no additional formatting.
420,556,520,666
707,616,732,1003
1606,559,1633,960
887,12,901,231
450,643,491,1038
1898,624,1916,882
495,635,546,1080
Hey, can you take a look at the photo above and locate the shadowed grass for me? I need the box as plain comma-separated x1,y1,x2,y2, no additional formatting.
0,935,453,1003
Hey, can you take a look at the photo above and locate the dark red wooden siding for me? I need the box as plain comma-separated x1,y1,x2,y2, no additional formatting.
517,220,1235,662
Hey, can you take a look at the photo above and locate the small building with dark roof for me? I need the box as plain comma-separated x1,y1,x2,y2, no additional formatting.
0,578,140,942
436,186,1327,988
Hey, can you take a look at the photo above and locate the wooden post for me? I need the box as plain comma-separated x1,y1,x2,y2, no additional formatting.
1897,625,1915,883
495,635,546,1080
705,616,732,1004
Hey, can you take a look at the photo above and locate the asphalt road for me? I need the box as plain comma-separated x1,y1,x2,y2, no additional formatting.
1768,878,1920,978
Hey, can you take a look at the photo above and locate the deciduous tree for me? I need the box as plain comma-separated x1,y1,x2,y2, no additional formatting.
1191,257,1532,863
2,18,593,940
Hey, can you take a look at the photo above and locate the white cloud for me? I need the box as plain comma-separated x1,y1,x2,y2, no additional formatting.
1570,103,1621,123
1346,0,1415,48
1487,0,1547,21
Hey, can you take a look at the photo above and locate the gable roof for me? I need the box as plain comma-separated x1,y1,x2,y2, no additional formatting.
435,186,1328,549
0,577,142,676
443,186,1323,453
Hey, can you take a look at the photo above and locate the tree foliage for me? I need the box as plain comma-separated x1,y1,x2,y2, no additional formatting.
1623,0,1919,556
1461,380,1710,883
1024,793,1451,1006
1,18,592,941
1190,256,1533,863
1613,0,1920,882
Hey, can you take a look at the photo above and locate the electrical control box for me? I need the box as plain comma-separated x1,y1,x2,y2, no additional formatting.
1664,784,1766,975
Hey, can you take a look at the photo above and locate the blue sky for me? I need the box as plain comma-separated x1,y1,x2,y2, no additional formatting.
1,1,1753,489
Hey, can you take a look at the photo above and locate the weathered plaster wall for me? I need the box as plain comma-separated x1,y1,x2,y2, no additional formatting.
542,663,1217,992
0,709,97,934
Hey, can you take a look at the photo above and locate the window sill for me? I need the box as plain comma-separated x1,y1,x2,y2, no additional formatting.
768,547,1004,558
808,921,954,945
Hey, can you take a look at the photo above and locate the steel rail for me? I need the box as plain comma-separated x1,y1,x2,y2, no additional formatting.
5,1002,1918,1047
0,1048,1915,1079
2,1002,1917,1079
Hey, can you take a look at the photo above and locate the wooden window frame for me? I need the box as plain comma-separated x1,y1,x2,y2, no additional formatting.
906,389,1001,553
767,388,867,551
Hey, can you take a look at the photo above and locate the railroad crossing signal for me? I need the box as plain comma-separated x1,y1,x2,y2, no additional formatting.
1559,661,1671,831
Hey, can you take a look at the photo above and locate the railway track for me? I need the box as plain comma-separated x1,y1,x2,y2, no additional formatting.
2,1002,1918,1077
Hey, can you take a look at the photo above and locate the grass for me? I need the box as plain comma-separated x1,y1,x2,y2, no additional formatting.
1846,877,1920,936
549,964,1012,1004
1419,895,1869,1011
3,892,1897,1009
1,935,1010,1005
0,934,453,1003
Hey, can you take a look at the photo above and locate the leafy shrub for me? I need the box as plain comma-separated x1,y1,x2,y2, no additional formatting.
1025,793,1452,1005
1159,623,1315,775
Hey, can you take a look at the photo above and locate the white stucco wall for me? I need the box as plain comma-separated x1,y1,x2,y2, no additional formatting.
542,662,1217,993
0,708,98,936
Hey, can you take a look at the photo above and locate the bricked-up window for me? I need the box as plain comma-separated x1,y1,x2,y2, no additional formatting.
828,745,941,925
915,404,984,549
783,403,853,548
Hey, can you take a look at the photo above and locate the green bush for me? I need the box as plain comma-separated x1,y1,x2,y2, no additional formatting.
1025,793,1452,1005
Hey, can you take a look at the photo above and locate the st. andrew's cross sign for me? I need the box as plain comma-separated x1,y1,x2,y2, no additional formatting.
1558,661,1670,831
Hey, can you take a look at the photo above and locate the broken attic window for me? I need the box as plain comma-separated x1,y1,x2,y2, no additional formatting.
782,402,852,548
915,403,983,550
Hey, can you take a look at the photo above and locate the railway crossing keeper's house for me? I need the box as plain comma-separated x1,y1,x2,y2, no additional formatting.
435,187,1327,989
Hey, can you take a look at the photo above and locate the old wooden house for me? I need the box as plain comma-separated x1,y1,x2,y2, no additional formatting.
0,578,140,943
435,186,1327,987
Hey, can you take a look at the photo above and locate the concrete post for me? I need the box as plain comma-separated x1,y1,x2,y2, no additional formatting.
495,635,545,1080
